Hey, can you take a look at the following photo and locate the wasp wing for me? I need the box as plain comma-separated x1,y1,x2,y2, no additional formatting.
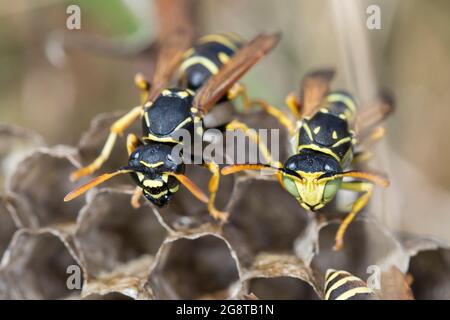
147,28,194,101
193,33,281,114
356,88,395,137
299,68,335,117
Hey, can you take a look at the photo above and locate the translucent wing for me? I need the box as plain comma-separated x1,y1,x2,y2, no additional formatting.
356,88,395,136
300,68,335,117
193,33,281,114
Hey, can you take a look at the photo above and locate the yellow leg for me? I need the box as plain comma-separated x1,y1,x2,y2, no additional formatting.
204,162,229,223
253,99,296,135
131,187,143,209
134,73,151,105
225,120,282,167
70,106,143,181
352,151,374,164
127,133,144,209
126,133,142,156
333,181,373,251
228,83,296,134
227,83,252,111
285,92,302,119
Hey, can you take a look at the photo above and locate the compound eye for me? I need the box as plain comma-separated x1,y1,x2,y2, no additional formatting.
323,178,342,202
131,151,140,159
282,176,300,198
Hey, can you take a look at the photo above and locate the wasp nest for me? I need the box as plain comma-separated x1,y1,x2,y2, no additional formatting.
0,119,449,300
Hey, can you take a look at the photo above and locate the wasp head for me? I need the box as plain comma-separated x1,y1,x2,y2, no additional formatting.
281,150,342,211
127,143,185,207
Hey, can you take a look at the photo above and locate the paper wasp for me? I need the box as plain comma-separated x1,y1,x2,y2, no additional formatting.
324,269,378,300
64,31,280,222
221,69,394,249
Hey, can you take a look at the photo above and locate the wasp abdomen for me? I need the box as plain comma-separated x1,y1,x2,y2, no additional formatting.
178,33,244,92
323,91,357,122
324,269,378,300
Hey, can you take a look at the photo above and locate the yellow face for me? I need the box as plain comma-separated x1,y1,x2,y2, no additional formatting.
281,171,342,211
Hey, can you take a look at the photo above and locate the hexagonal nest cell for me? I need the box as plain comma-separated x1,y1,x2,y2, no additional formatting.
149,235,240,299
248,277,318,300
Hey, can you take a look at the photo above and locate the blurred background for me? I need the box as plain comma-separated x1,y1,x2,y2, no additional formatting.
1,0,450,292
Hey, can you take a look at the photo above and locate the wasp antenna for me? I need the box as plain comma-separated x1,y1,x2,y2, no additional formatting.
221,164,279,176
338,171,390,188
166,173,209,204
64,169,132,202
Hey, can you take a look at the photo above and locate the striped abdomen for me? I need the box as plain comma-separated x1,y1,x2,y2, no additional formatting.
178,33,244,92
324,269,378,300
322,91,357,123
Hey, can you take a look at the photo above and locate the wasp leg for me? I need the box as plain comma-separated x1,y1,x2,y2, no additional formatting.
353,126,386,164
70,106,143,181
352,151,374,164
230,84,296,134
333,181,373,251
227,83,252,112
203,161,229,223
131,187,143,209
255,99,296,135
285,92,302,119
225,119,282,166
227,83,296,134
134,73,151,105
126,133,142,155
127,133,144,208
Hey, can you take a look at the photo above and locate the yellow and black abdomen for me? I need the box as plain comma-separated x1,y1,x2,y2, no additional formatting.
323,91,357,122
324,269,378,300
178,33,244,92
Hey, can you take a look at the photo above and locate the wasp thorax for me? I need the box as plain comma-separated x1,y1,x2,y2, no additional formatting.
142,88,195,141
